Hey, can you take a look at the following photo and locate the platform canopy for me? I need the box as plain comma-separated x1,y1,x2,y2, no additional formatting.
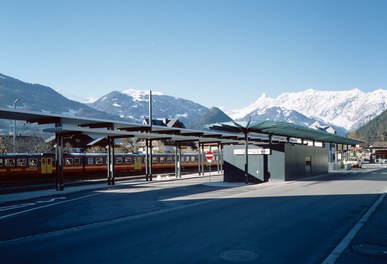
0,107,244,144
209,120,363,146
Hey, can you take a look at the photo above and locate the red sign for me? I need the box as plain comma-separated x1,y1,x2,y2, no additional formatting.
206,151,214,161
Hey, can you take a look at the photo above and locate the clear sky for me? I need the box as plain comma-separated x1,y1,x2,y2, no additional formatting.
1,0,387,109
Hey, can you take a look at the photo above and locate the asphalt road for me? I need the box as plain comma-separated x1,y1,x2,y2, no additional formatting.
1,167,386,263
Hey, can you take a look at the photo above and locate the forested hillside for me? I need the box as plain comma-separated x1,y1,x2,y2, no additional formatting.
354,109,387,144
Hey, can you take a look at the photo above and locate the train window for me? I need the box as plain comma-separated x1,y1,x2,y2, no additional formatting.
65,158,73,165
96,157,103,165
17,158,27,166
29,158,38,166
0,159,3,166
152,157,158,163
5,159,15,166
191,156,195,162
116,157,123,164
88,158,94,165
74,158,81,165
125,157,132,164
167,156,173,162
160,157,165,162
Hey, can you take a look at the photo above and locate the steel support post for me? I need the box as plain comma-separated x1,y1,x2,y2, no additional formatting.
201,143,205,176
149,139,153,181
107,137,115,185
217,143,220,173
220,144,224,173
55,134,64,191
245,132,249,184
176,142,181,178
145,138,149,181
175,141,179,178
197,142,201,175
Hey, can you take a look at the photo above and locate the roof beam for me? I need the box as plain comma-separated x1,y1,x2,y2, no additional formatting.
118,126,151,132
78,122,114,129
27,117,61,125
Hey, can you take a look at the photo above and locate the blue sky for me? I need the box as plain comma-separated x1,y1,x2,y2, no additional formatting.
1,0,387,109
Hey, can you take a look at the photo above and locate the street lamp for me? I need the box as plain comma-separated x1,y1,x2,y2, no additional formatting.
13,98,20,153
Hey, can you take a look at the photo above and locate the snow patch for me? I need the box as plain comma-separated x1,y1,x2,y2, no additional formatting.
62,109,77,116
175,113,188,118
122,89,163,102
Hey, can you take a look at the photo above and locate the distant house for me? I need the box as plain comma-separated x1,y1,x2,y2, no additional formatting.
142,118,167,127
369,141,387,162
142,118,186,128
166,119,186,129
141,118,195,152
45,134,98,153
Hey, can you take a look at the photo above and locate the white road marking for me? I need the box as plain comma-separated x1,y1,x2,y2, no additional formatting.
36,197,66,204
0,203,36,212
0,193,99,221
0,197,66,212
321,192,386,264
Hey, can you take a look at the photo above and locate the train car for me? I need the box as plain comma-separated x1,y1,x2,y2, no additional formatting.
0,152,218,184
0,153,54,180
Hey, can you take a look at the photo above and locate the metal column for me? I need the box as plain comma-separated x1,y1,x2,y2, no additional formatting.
179,142,182,178
219,144,224,173
175,141,179,178
197,142,201,175
107,136,115,185
175,141,181,178
145,138,149,181
201,143,205,176
244,132,249,184
55,133,64,191
149,139,153,181
217,143,220,173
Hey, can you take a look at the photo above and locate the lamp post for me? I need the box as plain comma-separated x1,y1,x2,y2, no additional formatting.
13,98,20,153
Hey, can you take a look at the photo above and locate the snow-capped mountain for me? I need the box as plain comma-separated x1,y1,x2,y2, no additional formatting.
89,89,208,124
227,88,387,131
244,106,315,126
239,105,347,135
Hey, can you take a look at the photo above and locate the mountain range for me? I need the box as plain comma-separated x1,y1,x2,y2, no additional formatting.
227,89,387,132
1,72,386,141
89,89,208,124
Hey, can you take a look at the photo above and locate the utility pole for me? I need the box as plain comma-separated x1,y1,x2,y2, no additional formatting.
13,98,20,153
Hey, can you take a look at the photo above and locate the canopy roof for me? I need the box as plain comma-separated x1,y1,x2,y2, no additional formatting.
0,107,362,146
209,120,363,146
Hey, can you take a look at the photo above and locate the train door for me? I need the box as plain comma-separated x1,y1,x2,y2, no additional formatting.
134,157,142,170
41,157,53,174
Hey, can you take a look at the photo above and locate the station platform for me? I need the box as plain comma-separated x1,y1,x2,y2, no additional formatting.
0,172,242,203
